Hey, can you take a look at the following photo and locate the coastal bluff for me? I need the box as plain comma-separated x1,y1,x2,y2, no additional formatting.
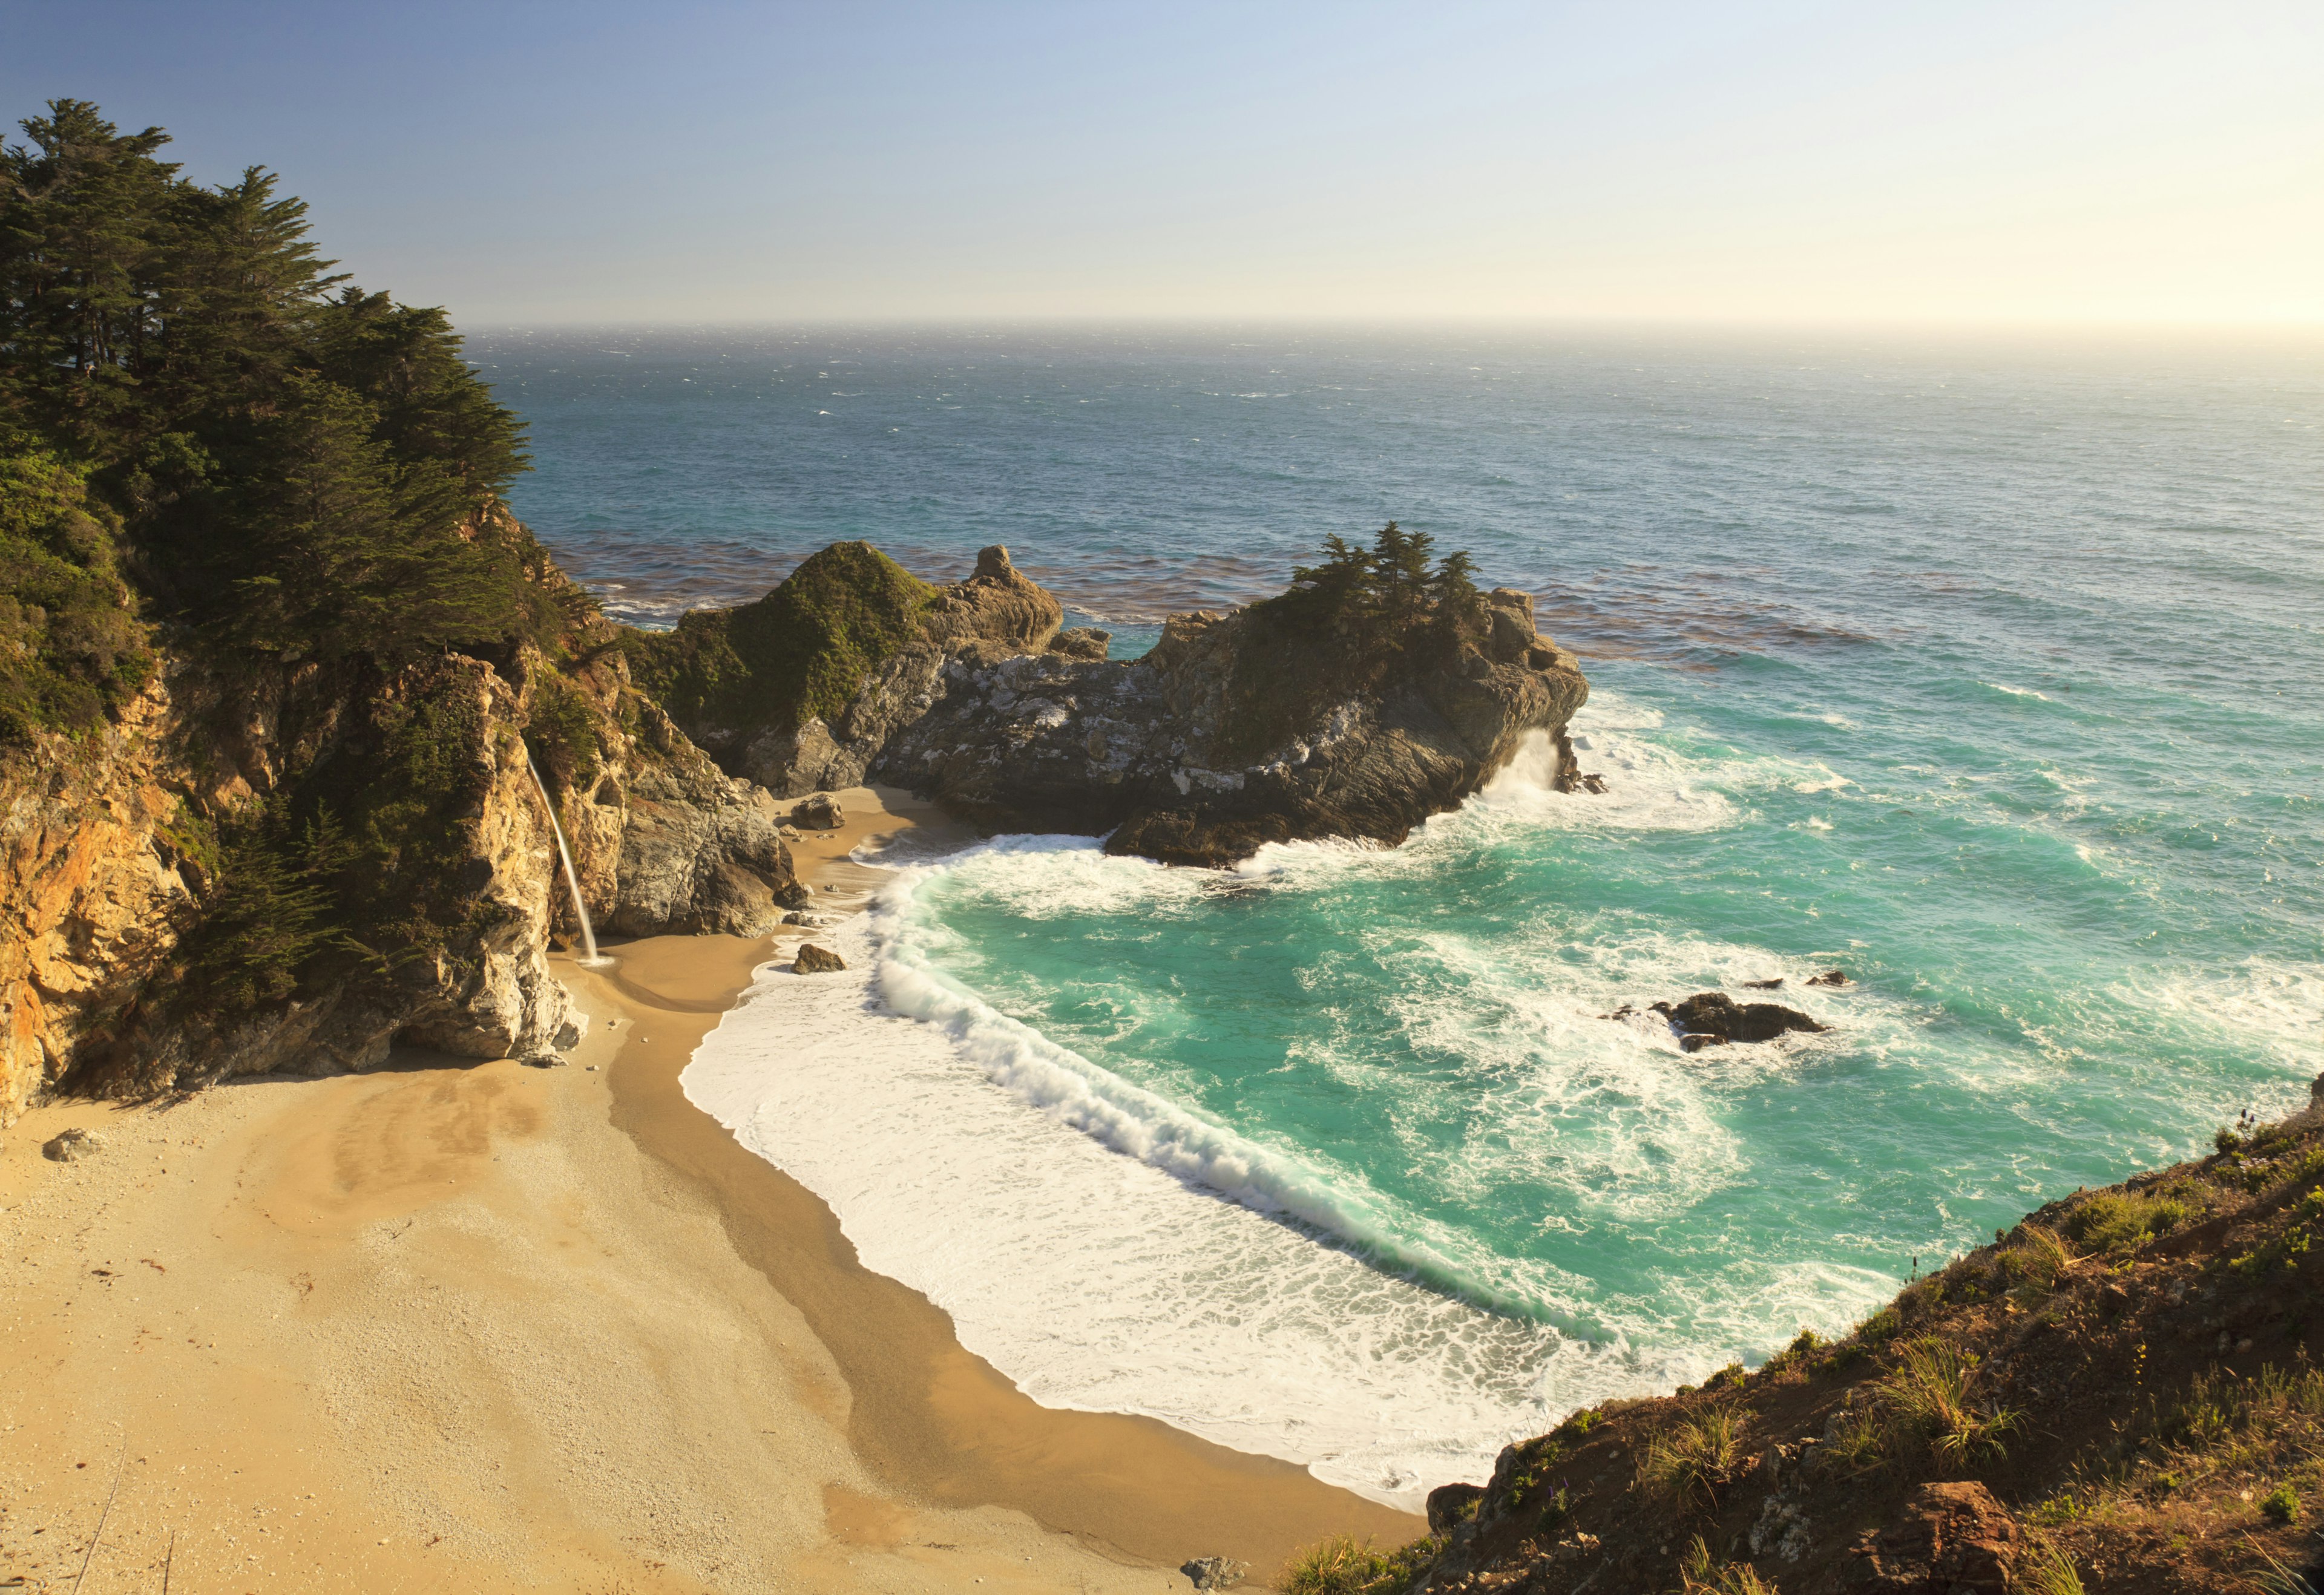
628,540,1593,866
0,504,802,1126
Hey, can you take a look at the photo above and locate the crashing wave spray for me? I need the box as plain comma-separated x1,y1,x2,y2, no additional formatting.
525,753,612,968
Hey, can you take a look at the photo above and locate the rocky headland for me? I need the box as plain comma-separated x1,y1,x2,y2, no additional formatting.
626,532,1594,867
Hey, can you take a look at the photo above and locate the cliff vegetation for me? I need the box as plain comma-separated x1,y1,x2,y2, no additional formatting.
619,539,937,744
1282,1097,2324,1595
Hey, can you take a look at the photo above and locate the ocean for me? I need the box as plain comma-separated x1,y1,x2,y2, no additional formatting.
482,324,2324,1507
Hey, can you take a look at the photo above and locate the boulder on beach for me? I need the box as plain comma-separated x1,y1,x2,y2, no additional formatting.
1180,1556,1247,1591
790,793,844,830
43,1127,103,1162
792,943,847,974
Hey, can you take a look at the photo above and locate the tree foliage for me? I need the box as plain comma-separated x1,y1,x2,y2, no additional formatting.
0,97,543,717
1266,520,1488,656
0,449,154,739
0,97,565,1036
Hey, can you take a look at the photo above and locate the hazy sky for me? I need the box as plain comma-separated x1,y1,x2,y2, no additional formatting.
8,1,2320,325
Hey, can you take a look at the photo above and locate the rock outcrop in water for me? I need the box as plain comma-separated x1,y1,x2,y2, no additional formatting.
879,580,1589,865
620,541,1063,798
1654,991,1831,1052
634,536,1592,866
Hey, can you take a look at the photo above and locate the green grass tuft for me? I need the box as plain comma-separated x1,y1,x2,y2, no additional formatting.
1639,1409,1745,1510
1276,1533,1443,1595
2063,1189,2187,1254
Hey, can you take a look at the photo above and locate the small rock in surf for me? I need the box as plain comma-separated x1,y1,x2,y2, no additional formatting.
793,943,847,974
1652,992,1830,1046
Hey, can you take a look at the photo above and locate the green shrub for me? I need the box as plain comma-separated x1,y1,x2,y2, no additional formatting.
619,539,939,752
2263,1481,2303,1524
1500,1434,1568,1508
2063,1190,2187,1254
1854,1306,1902,1343
525,672,603,791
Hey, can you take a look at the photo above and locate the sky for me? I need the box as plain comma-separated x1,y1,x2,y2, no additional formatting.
7,1,2321,326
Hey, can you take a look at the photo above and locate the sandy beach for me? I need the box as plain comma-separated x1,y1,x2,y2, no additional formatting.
0,785,1419,1592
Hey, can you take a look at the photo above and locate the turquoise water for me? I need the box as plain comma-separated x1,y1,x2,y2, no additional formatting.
497,326,2324,1455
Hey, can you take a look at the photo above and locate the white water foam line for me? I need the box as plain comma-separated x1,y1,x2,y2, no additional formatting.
682,909,1696,1509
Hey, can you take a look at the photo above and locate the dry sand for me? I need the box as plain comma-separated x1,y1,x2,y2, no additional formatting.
0,785,1420,1591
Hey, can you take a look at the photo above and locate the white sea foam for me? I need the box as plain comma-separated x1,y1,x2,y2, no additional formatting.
2108,958,2324,1082
686,916,1597,1506
1475,704,1740,833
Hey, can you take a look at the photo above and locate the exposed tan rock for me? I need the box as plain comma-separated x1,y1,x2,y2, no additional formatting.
2,676,197,1127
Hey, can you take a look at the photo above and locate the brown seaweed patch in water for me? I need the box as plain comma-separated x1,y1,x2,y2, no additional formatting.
1532,568,1880,668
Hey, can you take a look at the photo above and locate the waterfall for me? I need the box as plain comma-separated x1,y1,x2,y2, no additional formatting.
526,753,612,968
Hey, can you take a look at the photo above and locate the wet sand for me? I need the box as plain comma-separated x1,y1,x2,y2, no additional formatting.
0,784,1420,1591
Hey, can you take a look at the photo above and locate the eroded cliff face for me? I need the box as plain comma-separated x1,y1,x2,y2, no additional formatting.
1,679,192,1127
528,647,805,940
0,635,797,1125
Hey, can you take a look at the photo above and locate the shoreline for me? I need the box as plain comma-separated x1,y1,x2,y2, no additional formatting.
0,783,1417,1593
586,785,1424,1570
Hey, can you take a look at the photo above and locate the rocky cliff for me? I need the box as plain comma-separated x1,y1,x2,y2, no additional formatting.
637,542,1591,866
0,509,799,1128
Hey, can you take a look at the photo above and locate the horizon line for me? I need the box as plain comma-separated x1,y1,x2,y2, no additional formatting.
456,312,2324,338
